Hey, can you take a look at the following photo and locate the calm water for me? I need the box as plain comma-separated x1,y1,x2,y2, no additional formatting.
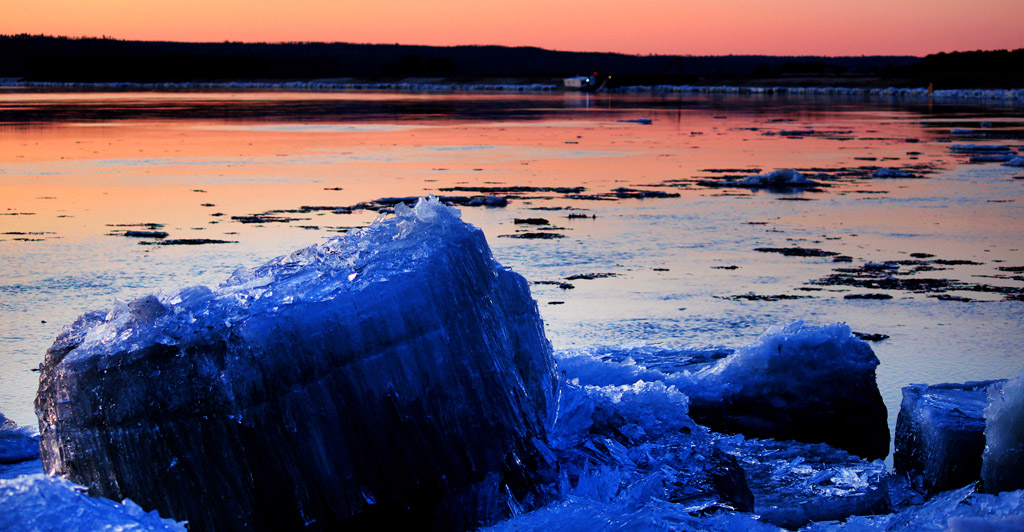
2,89,1023,451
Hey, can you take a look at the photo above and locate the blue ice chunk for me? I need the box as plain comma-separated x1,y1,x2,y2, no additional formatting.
894,380,1004,496
982,367,1024,494
36,197,557,531
684,322,890,460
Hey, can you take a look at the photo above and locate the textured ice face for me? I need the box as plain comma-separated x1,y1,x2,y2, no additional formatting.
983,367,1024,494
894,380,1002,496
36,196,557,531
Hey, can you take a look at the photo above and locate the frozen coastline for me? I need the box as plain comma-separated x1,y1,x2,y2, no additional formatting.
9,79,1024,105
4,198,1023,531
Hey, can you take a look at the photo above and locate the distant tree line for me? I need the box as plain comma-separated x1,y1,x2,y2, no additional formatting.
0,34,1019,88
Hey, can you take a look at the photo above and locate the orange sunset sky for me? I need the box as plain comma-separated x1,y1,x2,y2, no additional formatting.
6,0,1024,56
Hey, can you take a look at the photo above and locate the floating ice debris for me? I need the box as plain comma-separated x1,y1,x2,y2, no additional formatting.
122,230,169,239
564,272,619,281
871,167,917,178
716,293,810,301
950,144,1013,154
894,380,1004,496
500,232,566,239
616,117,653,124
514,218,550,225
684,321,890,460
697,168,824,190
982,367,1024,494
864,262,899,272
844,293,893,300
971,153,1017,163
0,474,186,532
230,213,303,223
612,187,680,199
36,196,557,531
755,246,839,257
738,169,819,187
1004,156,1024,167
853,332,890,342
439,185,586,195
138,238,237,246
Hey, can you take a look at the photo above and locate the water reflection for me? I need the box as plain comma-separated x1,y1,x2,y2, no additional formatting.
1,90,1022,434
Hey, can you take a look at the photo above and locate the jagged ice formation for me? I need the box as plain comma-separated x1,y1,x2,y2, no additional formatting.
35,197,557,531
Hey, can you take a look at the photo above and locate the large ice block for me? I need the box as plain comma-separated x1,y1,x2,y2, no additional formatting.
36,197,557,531
894,380,1003,496
982,367,1024,494
685,322,890,460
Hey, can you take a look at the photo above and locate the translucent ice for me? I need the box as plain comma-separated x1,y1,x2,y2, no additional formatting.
982,367,1024,494
724,438,889,529
894,380,1002,496
36,196,557,531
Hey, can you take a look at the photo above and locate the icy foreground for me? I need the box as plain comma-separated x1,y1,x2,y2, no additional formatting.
22,196,1023,531
35,197,557,531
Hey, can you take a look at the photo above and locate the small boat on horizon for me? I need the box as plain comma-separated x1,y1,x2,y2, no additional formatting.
562,73,607,92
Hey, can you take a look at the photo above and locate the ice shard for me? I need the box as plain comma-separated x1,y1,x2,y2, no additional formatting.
36,197,558,531
894,380,1003,496
0,412,39,466
0,474,185,532
982,367,1024,494
685,322,890,460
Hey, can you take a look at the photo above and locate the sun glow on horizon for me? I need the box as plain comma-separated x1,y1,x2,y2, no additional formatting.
5,0,1024,57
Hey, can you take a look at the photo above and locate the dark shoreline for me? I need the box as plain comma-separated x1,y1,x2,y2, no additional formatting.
3,35,1022,90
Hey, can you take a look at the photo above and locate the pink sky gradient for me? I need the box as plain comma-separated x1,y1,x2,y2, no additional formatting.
6,0,1024,56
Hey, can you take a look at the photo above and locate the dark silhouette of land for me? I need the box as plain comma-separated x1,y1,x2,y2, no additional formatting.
2,35,1021,89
